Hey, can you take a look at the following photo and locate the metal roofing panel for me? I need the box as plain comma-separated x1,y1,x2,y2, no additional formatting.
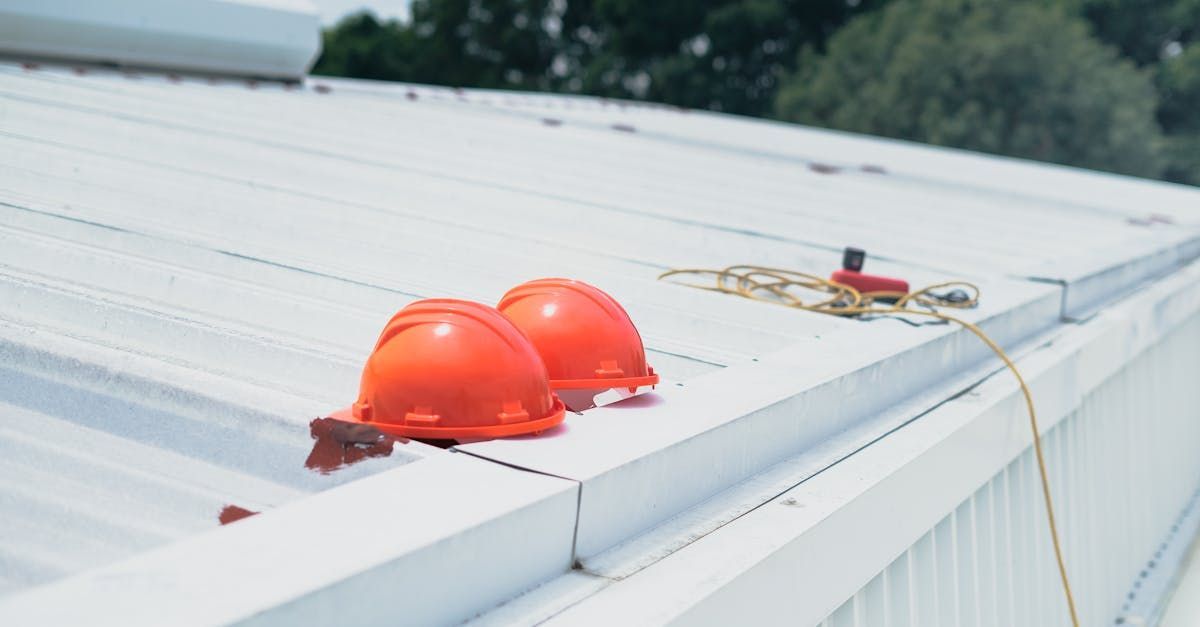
0,452,579,626
1,59,1198,619
0,303,444,594
457,276,1061,558
317,78,1200,278
531,258,1200,627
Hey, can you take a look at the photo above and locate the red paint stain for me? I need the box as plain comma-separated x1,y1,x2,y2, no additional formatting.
219,504,259,525
305,417,403,474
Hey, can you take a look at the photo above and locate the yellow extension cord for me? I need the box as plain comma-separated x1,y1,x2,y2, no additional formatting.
658,265,1080,627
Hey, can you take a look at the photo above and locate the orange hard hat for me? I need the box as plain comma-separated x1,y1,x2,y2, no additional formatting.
497,278,658,390
334,299,565,439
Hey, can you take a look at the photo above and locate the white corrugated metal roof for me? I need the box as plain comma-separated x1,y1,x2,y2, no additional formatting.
0,60,1197,623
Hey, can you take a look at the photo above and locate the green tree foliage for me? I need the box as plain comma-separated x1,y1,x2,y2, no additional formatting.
572,0,890,114
314,1,557,89
314,1,886,116
313,12,415,81
315,0,1198,185
1157,45,1200,183
1066,0,1200,65
774,0,1168,179
1057,0,1200,184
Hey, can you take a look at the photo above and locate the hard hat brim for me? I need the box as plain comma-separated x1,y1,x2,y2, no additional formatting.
326,397,567,440
549,371,659,390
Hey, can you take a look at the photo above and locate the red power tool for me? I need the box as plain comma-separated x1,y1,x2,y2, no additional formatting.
830,247,909,295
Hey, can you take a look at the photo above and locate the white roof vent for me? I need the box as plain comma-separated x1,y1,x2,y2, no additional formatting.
0,0,321,79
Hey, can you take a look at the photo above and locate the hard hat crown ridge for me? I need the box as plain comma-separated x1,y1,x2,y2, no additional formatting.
498,278,658,390
338,298,565,439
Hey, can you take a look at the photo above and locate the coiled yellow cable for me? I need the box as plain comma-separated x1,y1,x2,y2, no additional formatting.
659,265,1080,627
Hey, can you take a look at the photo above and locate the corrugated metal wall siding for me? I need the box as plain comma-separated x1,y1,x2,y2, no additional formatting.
820,314,1200,626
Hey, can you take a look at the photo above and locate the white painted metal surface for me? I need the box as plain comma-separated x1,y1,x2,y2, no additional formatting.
0,452,579,626
458,284,1060,560
496,259,1200,626
1121,491,1200,626
815,295,1200,626
1161,513,1200,627
1,59,1199,625
0,0,320,79
0,304,443,594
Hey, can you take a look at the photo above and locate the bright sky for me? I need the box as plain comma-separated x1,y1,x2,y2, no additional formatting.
309,0,410,25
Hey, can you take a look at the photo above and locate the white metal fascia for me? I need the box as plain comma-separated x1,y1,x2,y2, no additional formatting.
0,452,579,627
1025,228,1200,320
457,277,1062,559
534,258,1200,626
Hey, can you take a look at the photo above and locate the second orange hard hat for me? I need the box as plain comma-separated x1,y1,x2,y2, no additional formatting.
498,278,658,391
333,299,565,439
